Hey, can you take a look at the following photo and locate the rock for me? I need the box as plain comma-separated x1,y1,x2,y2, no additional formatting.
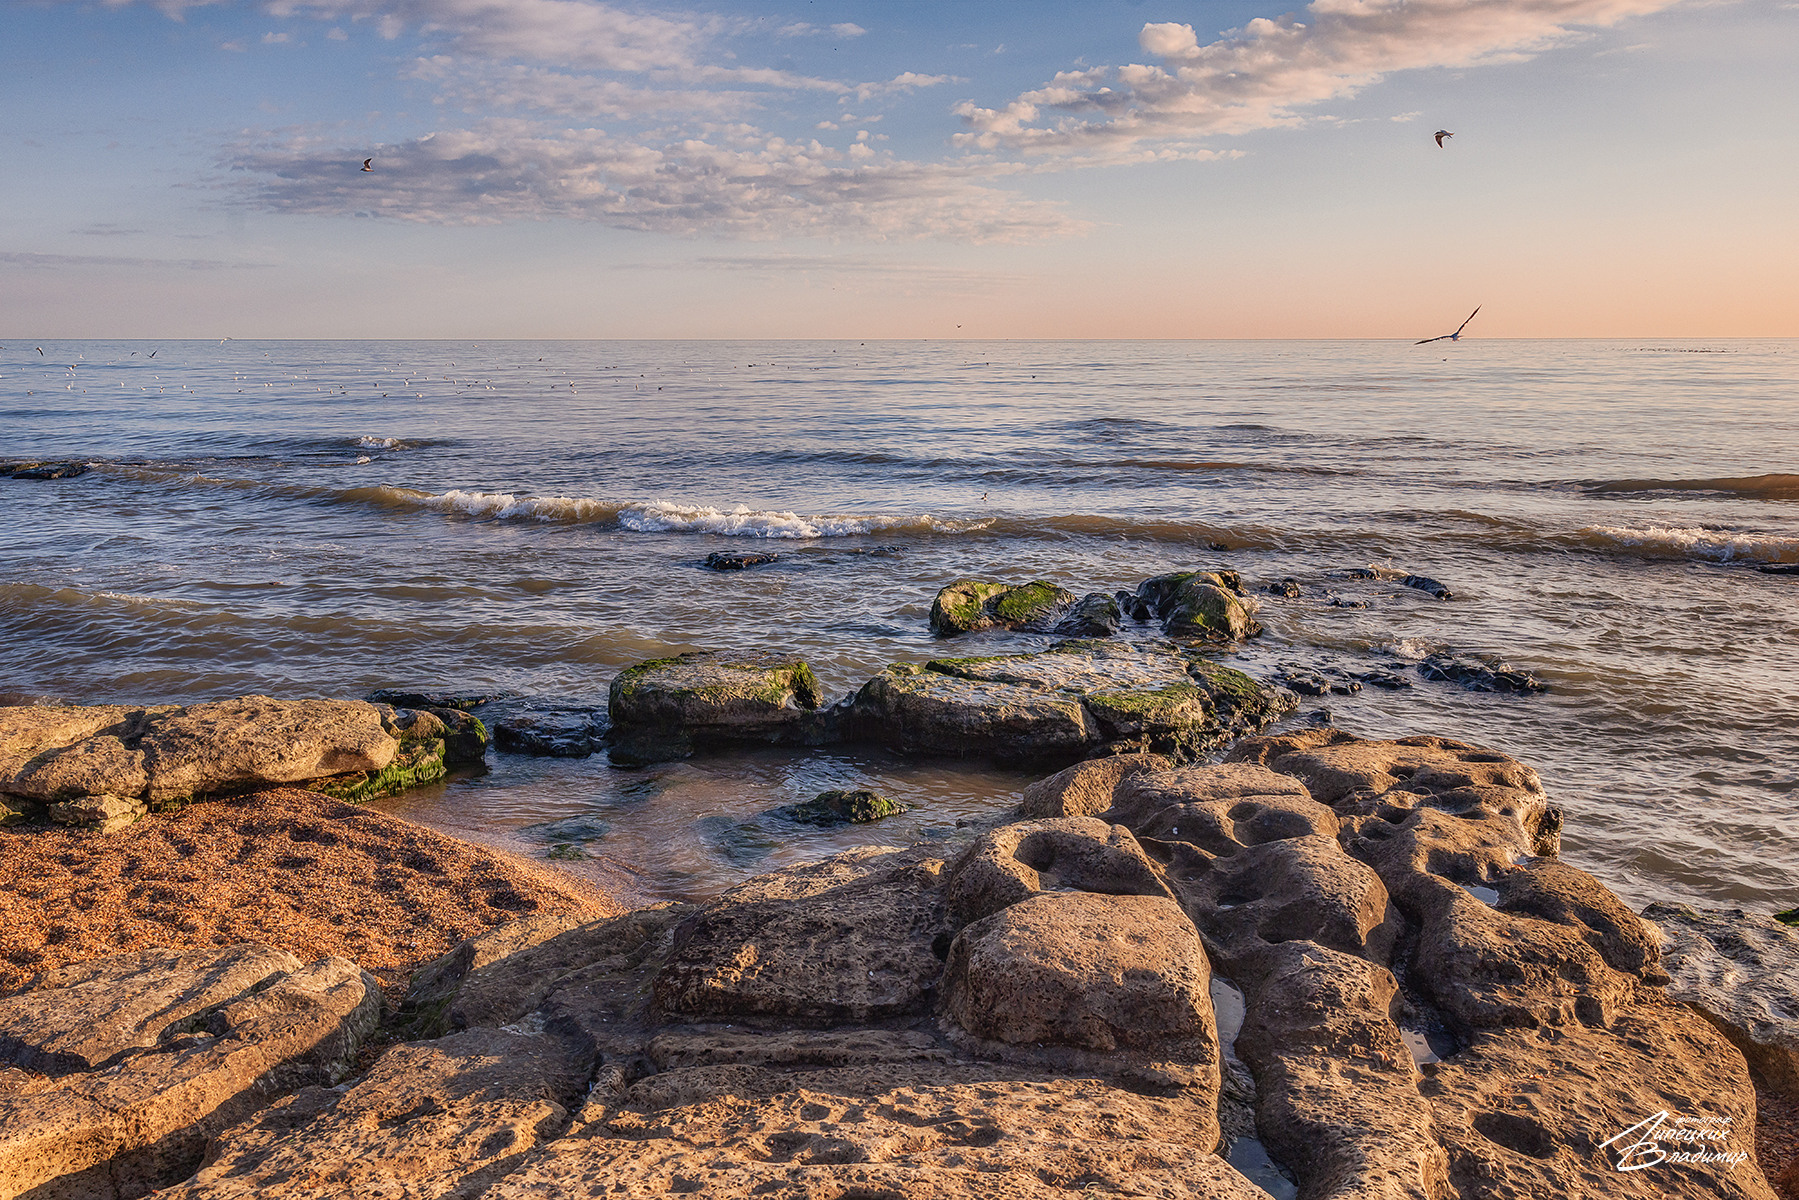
0,946,379,1200
1759,563,1799,575
1017,752,1173,819
942,890,1220,1078
8,735,148,803
1350,668,1412,690
1643,902,1799,1095
608,650,827,762
1267,577,1302,598
847,640,1293,765
308,736,446,802
654,847,951,1025
928,578,1077,636
1135,570,1263,640
140,696,399,806
0,705,157,783
10,461,89,480
46,791,145,832
1401,573,1454,599
1273,666,1361,696
158,1028,587,1200
1417,652,1547,693
493,710,605,758
1051,591,1123,637
773,788,908,825
704,550,779,570
366,687,513,711
944,816,1174,931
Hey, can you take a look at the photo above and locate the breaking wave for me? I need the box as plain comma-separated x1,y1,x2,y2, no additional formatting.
1572,524,1799,564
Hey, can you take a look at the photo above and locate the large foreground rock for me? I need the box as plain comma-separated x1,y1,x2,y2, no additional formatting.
0,696,485,831
6,732,1784,1199
847,639,1294,764
0,945,379,1200
1645,902,1799,1095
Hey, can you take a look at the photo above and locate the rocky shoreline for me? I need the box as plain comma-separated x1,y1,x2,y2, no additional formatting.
2,719,1795,1198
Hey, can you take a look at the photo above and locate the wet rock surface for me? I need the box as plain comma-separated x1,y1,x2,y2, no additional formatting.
930,578,1079,636
844,639,1294,764
0,697,473,831
704,550,779,570
4,732,1784,1199
607,650,828,762
1417,653,1548,693
1645,902,1799,1095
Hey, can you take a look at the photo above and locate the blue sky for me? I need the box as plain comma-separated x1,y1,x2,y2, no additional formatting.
3,0,1794,337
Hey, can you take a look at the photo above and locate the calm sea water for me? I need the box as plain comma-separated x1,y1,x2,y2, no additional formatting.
2,338,1795,910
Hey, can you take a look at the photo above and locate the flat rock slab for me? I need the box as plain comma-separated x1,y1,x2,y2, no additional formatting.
849,640,1293,763
0,697,409,824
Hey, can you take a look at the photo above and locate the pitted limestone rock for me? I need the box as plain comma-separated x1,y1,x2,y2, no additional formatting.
1017,752,1173,819
943,816,1173,932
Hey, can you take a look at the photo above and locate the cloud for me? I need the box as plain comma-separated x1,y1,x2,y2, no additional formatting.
0,251,266,269
953,0,1685,158
830,23,866,38
404,57,755,118
853,71,957,103
261,30,290,43
622,254,1026,289
225,120,1087,243
73,223,146,236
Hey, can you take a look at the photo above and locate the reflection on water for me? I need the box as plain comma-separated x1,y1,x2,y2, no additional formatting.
369,743,1026,903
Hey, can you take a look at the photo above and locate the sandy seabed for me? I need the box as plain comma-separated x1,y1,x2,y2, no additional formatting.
0,787,619,1002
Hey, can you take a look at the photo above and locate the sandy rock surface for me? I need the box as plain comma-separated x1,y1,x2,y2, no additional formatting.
2,732,1791,1199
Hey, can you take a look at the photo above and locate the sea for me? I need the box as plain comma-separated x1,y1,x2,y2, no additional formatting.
2,338,1794,912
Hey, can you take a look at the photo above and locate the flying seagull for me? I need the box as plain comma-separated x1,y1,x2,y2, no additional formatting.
1416,306,1481,345
361,159,373,171
1434,130,1453,147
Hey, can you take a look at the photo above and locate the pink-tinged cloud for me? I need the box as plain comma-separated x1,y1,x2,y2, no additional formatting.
226,121,1088,243
953,0,1685,156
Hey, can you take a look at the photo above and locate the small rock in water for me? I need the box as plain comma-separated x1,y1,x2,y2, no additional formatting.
1757,563,1799,575
1401,574,1454,600
9,460,90,480
1272,667,1361,697
368,687,512,711
1266,577,1302,598
774,788,909,826
704,550,779,571
1417,653,1547,693
1349,669,1413,690
1326,594,1371,609
1052,592,1123,638
492,710,606,757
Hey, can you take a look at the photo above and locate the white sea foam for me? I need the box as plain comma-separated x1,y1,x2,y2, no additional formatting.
423,489,618,522
357,436,401,449
617,501,980,539
1580,524,1799,563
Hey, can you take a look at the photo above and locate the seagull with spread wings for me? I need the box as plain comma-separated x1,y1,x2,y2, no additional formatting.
1434,130,1453,147
1416,306,1481,345
360,158,373,172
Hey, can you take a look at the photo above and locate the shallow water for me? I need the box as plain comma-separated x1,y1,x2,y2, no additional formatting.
3,338,1795,908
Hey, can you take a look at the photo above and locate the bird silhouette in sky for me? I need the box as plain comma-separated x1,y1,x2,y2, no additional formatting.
1416,307,1481,345
361,159,373,171
1434,130,1453,147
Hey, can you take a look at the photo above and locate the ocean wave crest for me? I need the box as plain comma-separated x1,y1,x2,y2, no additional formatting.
356,436,403,450
1576,524,1799,564
1581,473,1799,501
616,501,980,539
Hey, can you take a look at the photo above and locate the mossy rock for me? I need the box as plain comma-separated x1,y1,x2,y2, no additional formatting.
311,738,447,803
776,789,910,826
1777,909,1799,928
930,579,1012,635
608,649,832,763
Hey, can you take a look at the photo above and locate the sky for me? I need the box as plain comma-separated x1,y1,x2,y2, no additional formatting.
3,0,1795,338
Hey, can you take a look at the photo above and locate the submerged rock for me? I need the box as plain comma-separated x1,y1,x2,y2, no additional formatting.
1417,652,1547,693
929,578,1078,636
492,709,605,758
8,460,89,480
1643,902,1799,1095
366,687,513,711
1401,573,1454,599
1267,577,1303,598
704,550,779,570
608,649,828,763
773,788,909,825
847,639,1293,764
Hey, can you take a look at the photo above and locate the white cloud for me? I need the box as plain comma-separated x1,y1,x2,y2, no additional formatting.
954,0,1685,158
829,23,866,38
326,26,347,39
262,30,290,43
225,120,1087,243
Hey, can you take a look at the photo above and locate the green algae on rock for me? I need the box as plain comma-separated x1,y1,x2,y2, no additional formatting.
1136,570,1263,641
774,788,910,826
608,649,829,762
929,578,1077,636
311,738,448,804
847,639,1294,764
